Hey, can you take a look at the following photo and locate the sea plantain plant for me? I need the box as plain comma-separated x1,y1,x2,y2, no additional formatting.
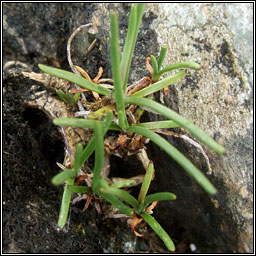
38,3,225,252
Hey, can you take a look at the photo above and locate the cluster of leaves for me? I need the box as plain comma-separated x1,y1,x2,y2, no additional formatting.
52,113,177,250
56,90,80,107
38,3,225,252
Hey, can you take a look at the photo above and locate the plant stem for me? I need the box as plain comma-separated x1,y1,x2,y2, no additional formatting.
138,162,154,204
92,121,104,190
110,11,129,130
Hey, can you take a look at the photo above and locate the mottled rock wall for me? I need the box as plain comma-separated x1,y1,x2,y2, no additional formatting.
144,3,253,253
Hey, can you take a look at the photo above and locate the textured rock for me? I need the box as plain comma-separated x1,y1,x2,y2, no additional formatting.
3,3,253,253
144,3,253,253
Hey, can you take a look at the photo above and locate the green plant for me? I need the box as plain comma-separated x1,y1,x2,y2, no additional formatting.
56,90,80,107
38,3,225,252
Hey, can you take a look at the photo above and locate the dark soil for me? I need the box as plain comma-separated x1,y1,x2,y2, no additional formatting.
2,67,155,253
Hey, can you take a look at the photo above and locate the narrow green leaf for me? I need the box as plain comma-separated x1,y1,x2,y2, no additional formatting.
134,107,145,122
74,143,83,174
125,97,225,155
99,191,134,216
110,12,129,130
155,61,200,80
56,90,70,103
138,162,154,204
93,178,109,192
139,192,176,212
92,121,104,189
87,105,115,119
157,45,168,71
127,125,217,194
79,112,114,168
131,71,186,97
109,122,122,131
141,212,175,251
38,64,111,96
120,4,137,91
57,178,74,228
56,90,75,107
73,93,80,103
53,118,96,129
68,185,90,194
94,179,134,216
145,192,176,204
53,113,113,169
135,120,188,129
100,186,139,209
111,179,137,188
56,90,66,99
135,3,146,34
51,169,76,186
120,3,146,92
150,55,158,79
79,138,95,169
101,111,114,131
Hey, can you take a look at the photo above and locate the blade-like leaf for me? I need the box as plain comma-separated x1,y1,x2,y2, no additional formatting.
99,191,134,216
141,212,175,251
138,162,154,204
127,125,217,194
125,97,225,154
134,120,189,129
139,192,176,212
56,90,75,107
120,4,137,91
38,64,111,96
51,169,76,186
53,118,96,129
79,112,114,168
100,186,139,209
131,71,186,97
74,143,83,174
110,11,129,130
155,61,200,80
79,137,95,169
73,93,80,103
111,179,137,188
68,185,90,194
87,104,115,119
57,178,74,228
92,121,105,189
150,55,158,78
157,45,168,72
120,3,145,92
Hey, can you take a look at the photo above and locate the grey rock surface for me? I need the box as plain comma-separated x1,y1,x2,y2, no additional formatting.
145,3,253,253
3,2,253,253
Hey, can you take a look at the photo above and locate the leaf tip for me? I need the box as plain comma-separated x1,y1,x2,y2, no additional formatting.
38,63,44,70
51,177,59,186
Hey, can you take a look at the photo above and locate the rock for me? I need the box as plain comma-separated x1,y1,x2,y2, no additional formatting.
143,3,253,253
